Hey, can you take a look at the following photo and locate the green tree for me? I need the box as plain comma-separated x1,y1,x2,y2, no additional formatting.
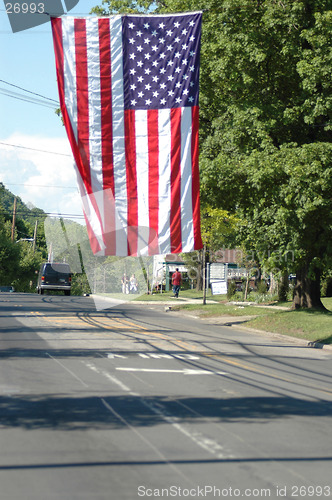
93,0,332,309
12,241,44,292
0,184,48,289
181,207,237,290
197,0,332,309
232,143,332,309
0,216,20,285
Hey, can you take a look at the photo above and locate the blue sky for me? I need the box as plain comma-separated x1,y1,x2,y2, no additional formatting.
0,0,100,220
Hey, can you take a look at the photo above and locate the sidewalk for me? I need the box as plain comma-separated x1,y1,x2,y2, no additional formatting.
90,294,332,351
131,298,332,352
132,296,218,306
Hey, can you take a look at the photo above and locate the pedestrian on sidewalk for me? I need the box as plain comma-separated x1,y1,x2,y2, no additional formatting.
121,274,129,294
172,268,182,298
129,274,138,294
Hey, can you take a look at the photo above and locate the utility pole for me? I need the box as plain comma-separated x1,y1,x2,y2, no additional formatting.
202,244,207,305
33,220,38,253
11,197,17,242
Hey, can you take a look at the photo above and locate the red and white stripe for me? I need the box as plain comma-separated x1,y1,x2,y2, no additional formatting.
52,15,202,256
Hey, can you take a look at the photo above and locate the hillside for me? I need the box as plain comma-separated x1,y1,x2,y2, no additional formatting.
0,183,90,293
0,182,47,244
0,181,46,225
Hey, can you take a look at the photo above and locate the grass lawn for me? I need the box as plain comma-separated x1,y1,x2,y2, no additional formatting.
115,288,332,345
144,292,332,345
133,289,207,301
246,300,332,344
219,298,331,344
172,302,271,317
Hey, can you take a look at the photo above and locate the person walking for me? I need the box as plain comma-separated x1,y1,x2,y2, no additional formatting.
129,274,138,294
172,268,182,298
121,274,129,294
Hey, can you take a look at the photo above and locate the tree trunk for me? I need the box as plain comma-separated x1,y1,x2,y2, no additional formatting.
195,249,204,291
269,272,277,295
244,274,250,300
202,244,207,305
196,261,203,291
292,265,326,310
278,271,289,302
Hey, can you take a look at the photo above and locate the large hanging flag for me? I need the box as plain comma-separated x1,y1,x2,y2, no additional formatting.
51,12,203,256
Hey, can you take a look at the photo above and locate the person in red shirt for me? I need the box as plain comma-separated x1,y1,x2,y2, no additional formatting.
172,268,182,298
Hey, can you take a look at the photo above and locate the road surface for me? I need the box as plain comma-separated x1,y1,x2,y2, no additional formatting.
0,292,331,499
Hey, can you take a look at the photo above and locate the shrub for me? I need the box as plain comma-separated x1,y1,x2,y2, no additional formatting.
227,280,237,300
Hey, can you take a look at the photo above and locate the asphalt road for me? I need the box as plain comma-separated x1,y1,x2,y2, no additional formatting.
0,292,331,500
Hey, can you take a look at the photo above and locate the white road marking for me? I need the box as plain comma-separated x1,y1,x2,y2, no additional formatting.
84,361,230,459
83,361,137,394
140,399,230,459
116,367,227,375
101,398,192,482
46,353,89,388
106,352,201,360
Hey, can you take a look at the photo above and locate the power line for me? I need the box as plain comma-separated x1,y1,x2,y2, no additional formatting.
0,30,51,34
0,88,58,109
0,79,58,104
4,182,77,189
0,208,84,219
0,141,72,157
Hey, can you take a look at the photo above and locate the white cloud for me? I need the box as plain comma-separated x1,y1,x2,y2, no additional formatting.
0,133,84,222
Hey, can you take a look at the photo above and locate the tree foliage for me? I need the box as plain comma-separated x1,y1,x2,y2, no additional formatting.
12,242,44,292
92,0,331,308
197,0,331,308
181,206,238,290
0,217,20,285
0,183,48,289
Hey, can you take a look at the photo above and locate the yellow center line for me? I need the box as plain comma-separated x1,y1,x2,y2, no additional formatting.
39,314,201,351
115,318,149,330
216,356,332,397
31,313,331,396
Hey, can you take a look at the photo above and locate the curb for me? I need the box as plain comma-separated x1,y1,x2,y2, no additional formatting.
90,294,332,352
224,324,332,351
159,307,332,352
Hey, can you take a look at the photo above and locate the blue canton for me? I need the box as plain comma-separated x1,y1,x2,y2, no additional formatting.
122,13,202,110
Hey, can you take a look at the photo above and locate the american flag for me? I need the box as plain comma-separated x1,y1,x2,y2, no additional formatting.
51,12,203,256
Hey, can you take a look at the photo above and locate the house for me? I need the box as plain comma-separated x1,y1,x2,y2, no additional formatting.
153,249,252,291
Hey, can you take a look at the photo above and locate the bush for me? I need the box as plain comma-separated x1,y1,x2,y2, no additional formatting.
321,277,332,297
227,280,237,300
278,274,289,302
256,280,268,294
71,273,91,296
255,293,270,303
